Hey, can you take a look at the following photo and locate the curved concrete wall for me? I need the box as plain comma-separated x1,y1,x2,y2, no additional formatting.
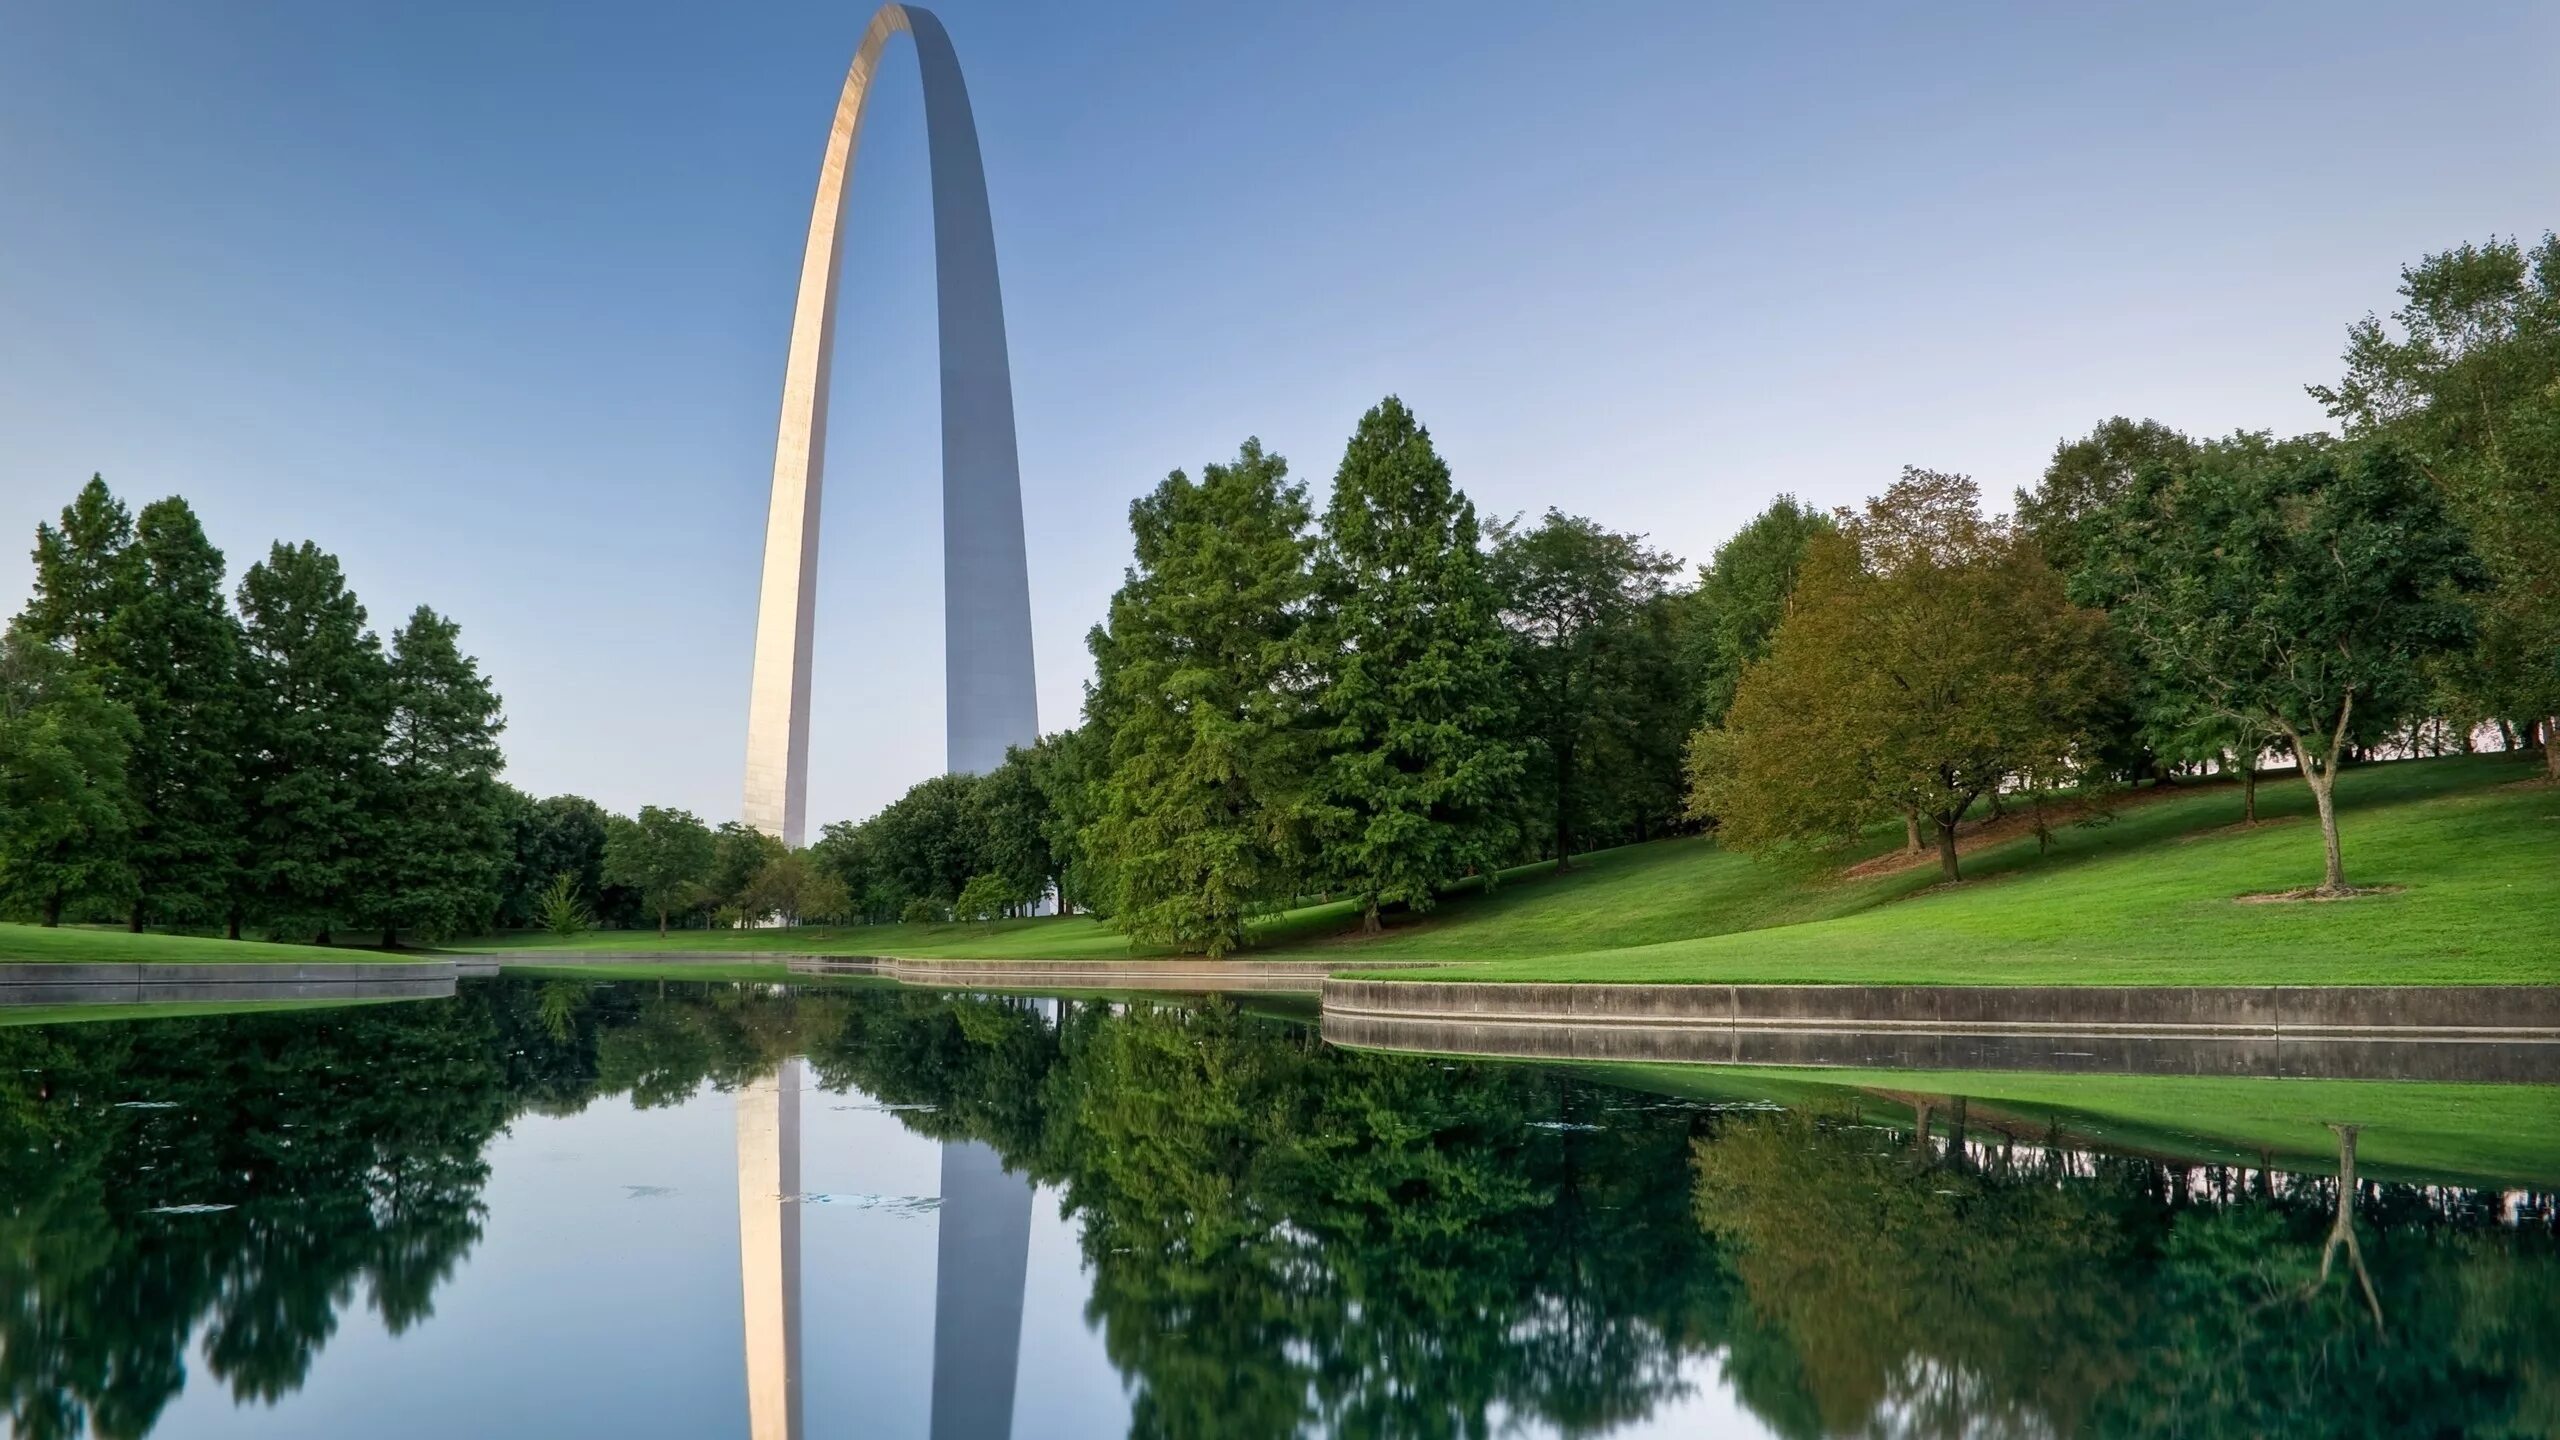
743,4,1037,847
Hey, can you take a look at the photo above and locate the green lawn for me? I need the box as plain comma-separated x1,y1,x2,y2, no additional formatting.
1370,756,2555,984
1585,1061,2560,1189
47,754,2549,987
0,995,428,1028
0,924,414,964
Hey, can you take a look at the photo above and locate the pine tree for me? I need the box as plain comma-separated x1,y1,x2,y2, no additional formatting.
1084,440,1320,954
98,498,244,930
22,476,135,657
236,542,391,942
363,606,509,945
1311,398,1523,931
0,625,139,924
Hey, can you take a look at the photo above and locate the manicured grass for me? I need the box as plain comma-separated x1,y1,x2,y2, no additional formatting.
466,754,2552,985
1345,755,2558,984
0,924,414,964
1587,1061,2560,1189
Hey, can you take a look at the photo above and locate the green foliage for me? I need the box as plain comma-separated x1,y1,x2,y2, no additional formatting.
235,541,391,940
1083,439,1320,954
1311,398,1523,930
0,628,139,925
1488,508,1682,863
707,820,786,914
953,870,1013,923
19,476,134,657
2014,416,2199,574
601,805,715,936
1699,470,2112,880
2312,233,2560,776
899,896,944,925
534,870,590,936
361,606,509,944
497,791,623,929
739,849,850,925
867,773,989,907
1682,494,1834,725
974,745,1059,912
2085,435,2484,891
97,497,244,929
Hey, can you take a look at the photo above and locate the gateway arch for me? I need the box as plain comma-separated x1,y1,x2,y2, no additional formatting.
744,4,1038,846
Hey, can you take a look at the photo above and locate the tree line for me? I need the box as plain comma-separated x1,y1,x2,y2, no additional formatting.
794,233,2553,944
9,233,2548,945
2,480,509,941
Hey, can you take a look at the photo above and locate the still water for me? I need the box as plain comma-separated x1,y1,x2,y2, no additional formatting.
7,978,2556,1439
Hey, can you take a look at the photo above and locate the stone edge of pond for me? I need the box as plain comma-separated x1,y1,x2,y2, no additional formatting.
0,960,482,1006
1318,978,2560,1039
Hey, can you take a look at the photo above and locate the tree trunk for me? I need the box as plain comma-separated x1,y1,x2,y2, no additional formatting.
1934,818,1962,882
315,929,332,947
39,892,62,928
2242,762,2257,824
2307,764,2347,893
2545,718,2559,781
1903,808,1923,854
1986,788,2006,821
128,899,145,933
227,907,242,941
657,908,669,938
1360,900,1382,936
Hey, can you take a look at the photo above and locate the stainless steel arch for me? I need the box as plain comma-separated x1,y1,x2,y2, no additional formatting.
743,4,1038,846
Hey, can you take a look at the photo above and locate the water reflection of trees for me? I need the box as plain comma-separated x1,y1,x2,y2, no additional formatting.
4,982,2556,1440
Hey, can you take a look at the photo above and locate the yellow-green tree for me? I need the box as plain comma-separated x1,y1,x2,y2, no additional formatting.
1693,469,2110,881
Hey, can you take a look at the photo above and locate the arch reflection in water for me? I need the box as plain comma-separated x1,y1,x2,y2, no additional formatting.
736,1056,1034,1440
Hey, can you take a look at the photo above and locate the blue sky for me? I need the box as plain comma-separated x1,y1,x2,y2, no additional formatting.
3,0,2553,825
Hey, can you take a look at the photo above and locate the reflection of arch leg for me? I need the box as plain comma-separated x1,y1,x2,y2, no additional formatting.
930,1138,1033,1440
743,4,1036,846
739,1059,804,1440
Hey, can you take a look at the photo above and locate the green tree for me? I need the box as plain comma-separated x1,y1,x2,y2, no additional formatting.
1311,398,1523,931
19,476,134,657
0,626,138,925
2085,435,2483,892
739,849,848,925
975,745,1059,913
1488,509,1680,867
1683,495,1834,725
2014,417,2199,574
2311,234,2560,777
952,870,1013,924
602,806,715,936
533,870,591,936
868,773,989,910
706,820,786,915
1083,439,1320,954
235,541,391,941
497,792,619,928
363,606,509,945
95,497,244,931
1697,470,2112,881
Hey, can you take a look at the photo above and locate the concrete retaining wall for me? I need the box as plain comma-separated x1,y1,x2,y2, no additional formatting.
790,956,1438,994
0,960,464,1007
1320,979,2560,1039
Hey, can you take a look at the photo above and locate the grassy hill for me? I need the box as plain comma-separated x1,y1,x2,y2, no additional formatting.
16,752,2550,984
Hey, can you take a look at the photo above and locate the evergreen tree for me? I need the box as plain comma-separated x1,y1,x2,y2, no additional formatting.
496,791,618,928
97,497,244,930
363,606,509,944
21,476,135,657
1311,398,1523,931
1083,441,1320,954
0,626,139,925
236,542,391,941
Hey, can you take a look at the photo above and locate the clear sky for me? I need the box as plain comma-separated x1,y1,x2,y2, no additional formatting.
2,0,2553,827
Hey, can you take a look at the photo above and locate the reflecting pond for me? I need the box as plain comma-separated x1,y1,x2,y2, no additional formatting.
5,978,2557,1439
